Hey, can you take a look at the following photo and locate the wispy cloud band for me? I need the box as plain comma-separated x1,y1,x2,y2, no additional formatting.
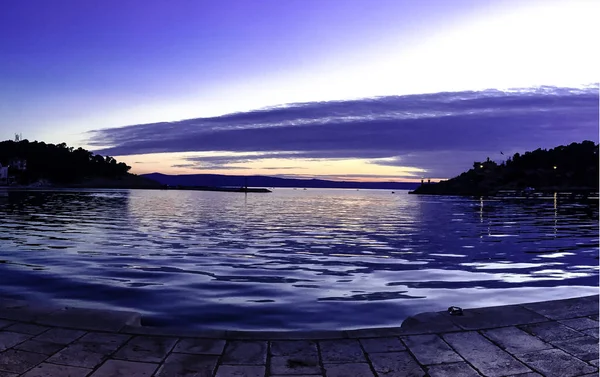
89,85,599,177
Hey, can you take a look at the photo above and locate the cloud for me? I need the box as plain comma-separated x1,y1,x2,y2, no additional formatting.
89,85,599,177
271,173,423,181
261,166,307,170
171,163,252,170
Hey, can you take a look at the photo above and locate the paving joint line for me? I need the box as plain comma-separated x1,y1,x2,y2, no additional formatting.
315,339,327,377
437,330,487,377
356,335,378,377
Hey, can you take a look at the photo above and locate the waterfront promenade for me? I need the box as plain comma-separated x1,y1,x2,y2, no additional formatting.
0,295,597,376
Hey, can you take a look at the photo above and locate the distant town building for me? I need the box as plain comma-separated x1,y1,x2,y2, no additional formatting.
0,163,8,184
9,159,27,171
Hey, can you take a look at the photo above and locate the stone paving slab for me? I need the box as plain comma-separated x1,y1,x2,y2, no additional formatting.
0,294,596,377
401,334,463,365
221,341,267,365
443,331,532,376
552,336,600,361
426,361,481,377
368,351,424,376
33,328,85,345
113,336,177,363
481,326,553,354
324,362,374,377
20,362,91,377
559,317,600,331
519,321,587,343
90,359,158,377
581,328,599,338
172,338,225,355
77,332,130,353
320,339,365,363
360,337,405,353
515,348,597,377
269,340,317,356
3,325,48,336
0,350,47,374
154,353,217,377
523,295,599,320
0,333,31,352
270,354,321,375
215,364,265,377
46,343,107,368
12,340,64,356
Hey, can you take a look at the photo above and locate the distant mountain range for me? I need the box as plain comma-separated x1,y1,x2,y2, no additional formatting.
142,173,421,190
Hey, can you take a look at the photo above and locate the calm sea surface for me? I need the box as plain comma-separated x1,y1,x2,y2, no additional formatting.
0,188,597,330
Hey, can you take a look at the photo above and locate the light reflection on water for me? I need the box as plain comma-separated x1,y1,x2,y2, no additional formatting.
0,188,598,330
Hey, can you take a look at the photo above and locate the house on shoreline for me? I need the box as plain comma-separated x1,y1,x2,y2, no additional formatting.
0,159,27,185
0,163,7,185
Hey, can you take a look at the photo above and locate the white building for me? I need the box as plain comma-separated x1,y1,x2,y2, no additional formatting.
9,159,26,171
0,163,8,184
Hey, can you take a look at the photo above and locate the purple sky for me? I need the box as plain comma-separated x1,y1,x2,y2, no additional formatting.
1,0,598,181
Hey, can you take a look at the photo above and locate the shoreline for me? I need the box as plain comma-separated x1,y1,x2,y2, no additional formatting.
0,294,597,376
1,294,596,339
409,187,599,198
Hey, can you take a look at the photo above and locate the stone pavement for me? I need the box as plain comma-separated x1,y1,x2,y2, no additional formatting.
0,295,597,377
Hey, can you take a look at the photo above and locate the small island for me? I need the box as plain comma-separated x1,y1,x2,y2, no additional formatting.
410,141,599,196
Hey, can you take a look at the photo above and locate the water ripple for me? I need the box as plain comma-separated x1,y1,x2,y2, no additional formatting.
0,188,597,330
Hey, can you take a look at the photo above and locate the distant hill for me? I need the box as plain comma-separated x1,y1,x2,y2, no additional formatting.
411,140,599,196
142,173,421,190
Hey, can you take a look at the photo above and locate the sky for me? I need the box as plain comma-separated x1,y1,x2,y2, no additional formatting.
1,0,598,181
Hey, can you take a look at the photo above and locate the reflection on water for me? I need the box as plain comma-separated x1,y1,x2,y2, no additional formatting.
0,189,598,330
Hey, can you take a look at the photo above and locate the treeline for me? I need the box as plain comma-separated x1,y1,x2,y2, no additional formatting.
502,140,598,187
413,141,599,195
0,139,131,184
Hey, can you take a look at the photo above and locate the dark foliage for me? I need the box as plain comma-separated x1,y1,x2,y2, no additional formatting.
0,139,131,184
413,141,599,195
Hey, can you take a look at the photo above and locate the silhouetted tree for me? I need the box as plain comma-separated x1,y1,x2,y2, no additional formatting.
0,139,131,184
413,141,599,195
